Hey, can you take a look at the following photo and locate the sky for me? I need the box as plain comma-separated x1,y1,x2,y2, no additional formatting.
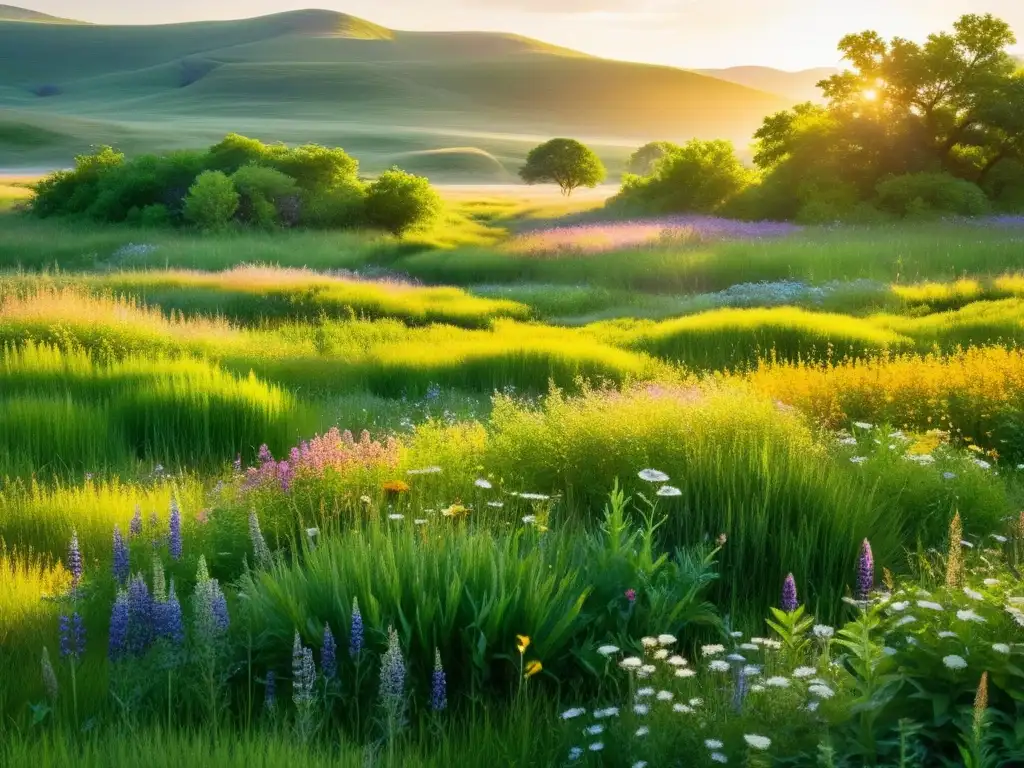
17,0,1024,69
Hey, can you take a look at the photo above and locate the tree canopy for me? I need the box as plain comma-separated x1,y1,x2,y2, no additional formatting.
519,138,606,196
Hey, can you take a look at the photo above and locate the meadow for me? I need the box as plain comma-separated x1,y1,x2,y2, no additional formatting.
2,180,1024,768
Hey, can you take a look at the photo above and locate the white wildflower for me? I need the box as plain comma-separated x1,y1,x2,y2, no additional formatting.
708,660,731,672
584,724,604,736
653,649,669,660
636,687,654,698
992,643,1011,654
739,642,759,651
916,600,944,611
638,664,656,677
744,734,771,750
812,625,835,639
474,478,492,489
963,587,984,601
656,690,673,701
638,469,670,483
635,726,649,737
588,742,604,752
561,708,586,720
956,609,986,623
765,676,790,687
673,703,693,713
893,615,917,627
656,485,682,497
675,668,696,678
641,636,659,648
808,684,835,699
667,655,687,666
597,645,620,656
890,601,909,611
568,746,582,761
633,704,649,715
742,665,762,676
657,633,677,646
938,631,958,639
792,666,816,678
701,644,725,656
943,654,968,670
984,578,1000,586
711,753,728,764
750,684,766,693
705,739,724,750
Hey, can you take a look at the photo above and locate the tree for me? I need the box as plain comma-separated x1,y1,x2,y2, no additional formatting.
519,139,606,196
364,168,442,235
183,171,239,231
626,141,680,176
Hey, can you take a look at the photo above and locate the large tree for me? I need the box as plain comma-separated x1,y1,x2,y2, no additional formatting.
519,138,606,196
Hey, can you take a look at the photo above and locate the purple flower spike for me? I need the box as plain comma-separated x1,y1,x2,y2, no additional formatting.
781,573,799,612
109,590,130,661
168,498,182,561
129,505,142,538
264,670,277,712
349,597,363,658
430,649,447,712
127,573,154,656
857,539,874,600
112,525,129,585
67,531,83,590
59,611,85,661
156,580,185,646
322,623,337,681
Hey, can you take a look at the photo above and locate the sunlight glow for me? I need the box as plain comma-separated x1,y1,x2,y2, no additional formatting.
862,88,879,101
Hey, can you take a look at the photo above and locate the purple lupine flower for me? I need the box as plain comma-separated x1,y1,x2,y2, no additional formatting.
67,531,83,590
129,505,142,538
127,573,154,656
264,670,277,712
168,498,182,561
321,623,337,681
379,626,407,721
291,632,315,706
112,525,129,585
156,580,185,646
781,573,799,612
257,444,273,464
857,539,874,600
430,648,447,712
249,510,272,570
59,612,85,660
210,583,230,633
349,597,363,658
108,590,130,661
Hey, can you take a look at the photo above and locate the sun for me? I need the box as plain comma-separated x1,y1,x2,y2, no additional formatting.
862,88,879,101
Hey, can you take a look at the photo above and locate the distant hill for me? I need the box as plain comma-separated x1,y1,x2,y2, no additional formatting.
694,66,837,104
0,8,790,177
0,4,81,23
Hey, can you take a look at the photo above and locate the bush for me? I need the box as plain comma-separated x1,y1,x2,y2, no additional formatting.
183,171,239,231
875,172,990,218
364,168,442,235
614,139,753,214
302,182,368,229
519,138,606,196
31,146,125,217
270,143,359,191
86,150,208,223
205,133,278,175
625,141,680,176
229,165,299,229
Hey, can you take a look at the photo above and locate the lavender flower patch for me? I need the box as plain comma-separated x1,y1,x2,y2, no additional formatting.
691,279,885,309
507,216,801,256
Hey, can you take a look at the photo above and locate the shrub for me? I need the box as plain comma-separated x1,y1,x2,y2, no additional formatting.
270,144,359,191
229,165,299,229
364,168,442,235
31,146,125,218
183,171,239,231
302,183,368,229
625,141,680,176
519,138,606,196
875,172,990,218
205,133,278,175
86,150,208,223
614,139,752,214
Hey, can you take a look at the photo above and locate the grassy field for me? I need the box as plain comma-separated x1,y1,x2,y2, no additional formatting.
3,181,1024,766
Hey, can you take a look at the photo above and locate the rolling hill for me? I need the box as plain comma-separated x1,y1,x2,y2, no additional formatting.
0,7,790,178
694,66,836,104
0,3,81,22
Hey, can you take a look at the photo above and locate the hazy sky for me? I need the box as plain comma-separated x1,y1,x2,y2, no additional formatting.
19,0,1024,69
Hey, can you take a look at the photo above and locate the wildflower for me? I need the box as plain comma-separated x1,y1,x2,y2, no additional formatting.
667,655,687,666
568,747,582,761
636,686,655,698
112,525,129,586
321,624,337,681
641,636,659,648
108,590,130,661
717,533,728,546
597,644,619,656
882,646,897,655
893,615,916,627
761,639,783,650
127,574,154,656
414,518,428,525
938,631,958,639
561,707,586,720
516,635,530,654
406,466,442,475
974,459,991,470
474,478,492,489
264,670,276,712
984,578,1000,586
632,762,648,768
689,697,704,706
781,573,799,612
619,656,642,669
792,666,816,678
705,739,724,750
813,624,835,639
943,654,968,670
638,664,656,677
155,579,185,647
625,588,637,603
992,643,1011,654
917,600,944,611
890,601,909,611
657,633,677,645
291,633,316,706
588,743,604,752
675,668,697,678
742,665,761,676
991,534,1008,544
379,626,407,718
711,753,728,764
850,456,868,464
730,631,744,638
593,707,619,718
521,515,537,524
857,539,874,599
59,612,85,661
168,498,182,561
943,471,957,480
853,421,873,430
249,511,272,570
765,676,790,687
702,644,726,656
517,492,550,501
635,726,649,737
956,609,986,623
726,653,746,662
382,479,410,495
638,469,669,483
964,587,983,601
67,531,83,591
739,642,759,651
808,684,835,699
744,734,772,750
525,660,542,678
656,690,673,701
633,703,650,715
584,724,604,736
41,647,58,702
442,504,467,517
750,684,766,693
129,505,142,538
430,649,447,712
388,513,405,521
656,485,682,497
349,597,363,658
807,700,820,712
486,501,504,509
709,660,731,672
360,496,372,505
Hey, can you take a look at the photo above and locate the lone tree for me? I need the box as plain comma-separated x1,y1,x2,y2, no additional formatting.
519,138,606,196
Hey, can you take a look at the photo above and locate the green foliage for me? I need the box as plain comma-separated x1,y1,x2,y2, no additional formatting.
614,139,752,214
364,168,442,235
229,165,299,229
876,172,991,218
31,145,125,217
184,171,239,231
270,143,359,191
302,183,367,230
518,138,606,196
625,141,680,176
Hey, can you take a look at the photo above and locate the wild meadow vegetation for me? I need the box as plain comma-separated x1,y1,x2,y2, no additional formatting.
3,10,1024,768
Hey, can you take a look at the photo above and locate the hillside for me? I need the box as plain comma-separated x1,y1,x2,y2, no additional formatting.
694,66,836,104
0,8,789,178
0,3,80,23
